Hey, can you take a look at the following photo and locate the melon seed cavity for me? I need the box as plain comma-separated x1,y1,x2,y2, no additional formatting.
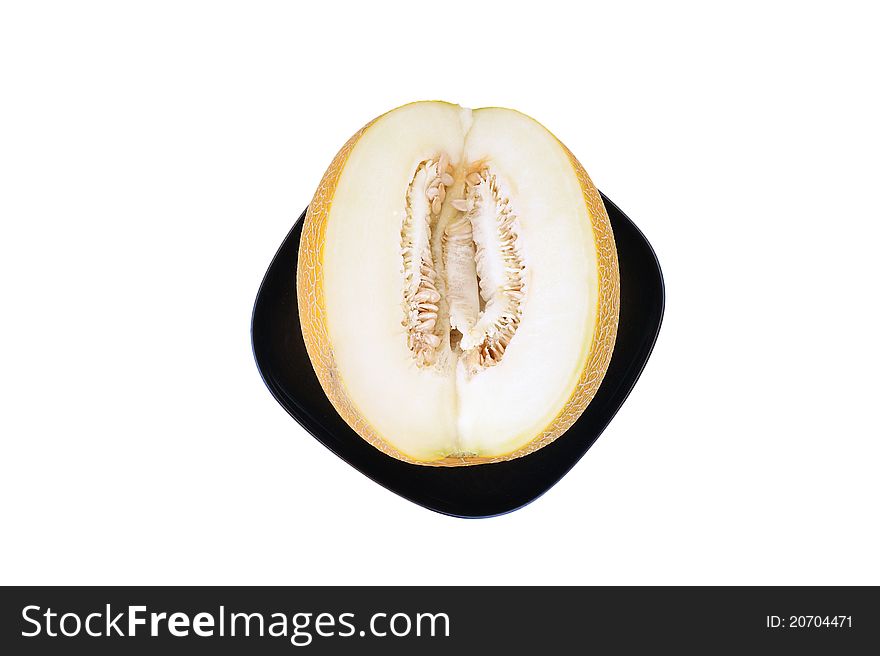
402,154,526,375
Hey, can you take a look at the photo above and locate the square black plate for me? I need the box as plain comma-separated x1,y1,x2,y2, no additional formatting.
251,193,664,517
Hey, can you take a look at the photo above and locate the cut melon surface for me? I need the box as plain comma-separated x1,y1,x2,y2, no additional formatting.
297,101,619,466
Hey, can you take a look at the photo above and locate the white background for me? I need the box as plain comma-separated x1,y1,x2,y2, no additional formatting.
2,1,878,585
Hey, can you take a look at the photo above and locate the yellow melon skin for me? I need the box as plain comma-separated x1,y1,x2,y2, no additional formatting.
296,102,619,467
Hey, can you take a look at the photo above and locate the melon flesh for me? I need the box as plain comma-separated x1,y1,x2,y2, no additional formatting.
298,101,619,465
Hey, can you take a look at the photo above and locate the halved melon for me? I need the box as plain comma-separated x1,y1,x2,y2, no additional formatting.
297,101,619,466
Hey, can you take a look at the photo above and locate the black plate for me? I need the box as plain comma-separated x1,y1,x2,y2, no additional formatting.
252,193,664,517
